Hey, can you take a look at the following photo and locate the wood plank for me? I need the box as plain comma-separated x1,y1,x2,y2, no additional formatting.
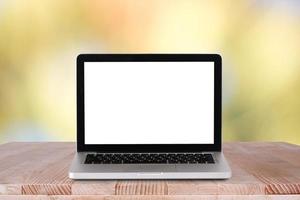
0,195,300,200
0,142,74,195
224,142,300,194
0,142,299,196
216,142,270,195
72,181,116,195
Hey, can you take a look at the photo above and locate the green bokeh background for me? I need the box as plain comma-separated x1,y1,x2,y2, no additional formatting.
1,0,300,143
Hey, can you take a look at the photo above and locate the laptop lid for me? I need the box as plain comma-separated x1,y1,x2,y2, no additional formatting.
77,54,221,152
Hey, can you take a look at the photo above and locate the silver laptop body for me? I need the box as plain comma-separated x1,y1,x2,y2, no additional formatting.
69,54,231,179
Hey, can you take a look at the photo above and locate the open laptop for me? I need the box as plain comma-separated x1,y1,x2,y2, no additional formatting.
69,54,231,179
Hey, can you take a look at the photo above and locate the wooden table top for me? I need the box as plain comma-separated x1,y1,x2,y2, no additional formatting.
0,142,299,199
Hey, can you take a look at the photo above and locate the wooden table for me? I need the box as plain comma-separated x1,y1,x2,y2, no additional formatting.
0,142,299,199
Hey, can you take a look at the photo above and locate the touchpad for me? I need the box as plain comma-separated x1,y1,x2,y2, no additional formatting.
138,165,177,172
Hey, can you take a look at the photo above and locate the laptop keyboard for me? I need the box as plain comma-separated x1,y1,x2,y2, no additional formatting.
84,153,215,164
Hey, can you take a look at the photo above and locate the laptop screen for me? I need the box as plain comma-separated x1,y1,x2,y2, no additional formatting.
84,62,214,145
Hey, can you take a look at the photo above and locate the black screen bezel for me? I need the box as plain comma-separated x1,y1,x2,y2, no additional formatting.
77,54,222,152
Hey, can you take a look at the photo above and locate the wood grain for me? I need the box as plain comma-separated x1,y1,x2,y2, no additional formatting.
0,142,299,197
0,195,300,200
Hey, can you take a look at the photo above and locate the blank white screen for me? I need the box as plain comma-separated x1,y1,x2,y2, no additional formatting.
84,62,214,144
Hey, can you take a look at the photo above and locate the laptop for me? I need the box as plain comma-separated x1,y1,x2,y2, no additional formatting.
69,54,231,179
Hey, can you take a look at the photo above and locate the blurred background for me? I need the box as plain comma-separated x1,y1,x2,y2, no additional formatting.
0,0,300,144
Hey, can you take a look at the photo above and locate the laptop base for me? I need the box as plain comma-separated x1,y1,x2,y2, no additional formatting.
69,152,231,179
